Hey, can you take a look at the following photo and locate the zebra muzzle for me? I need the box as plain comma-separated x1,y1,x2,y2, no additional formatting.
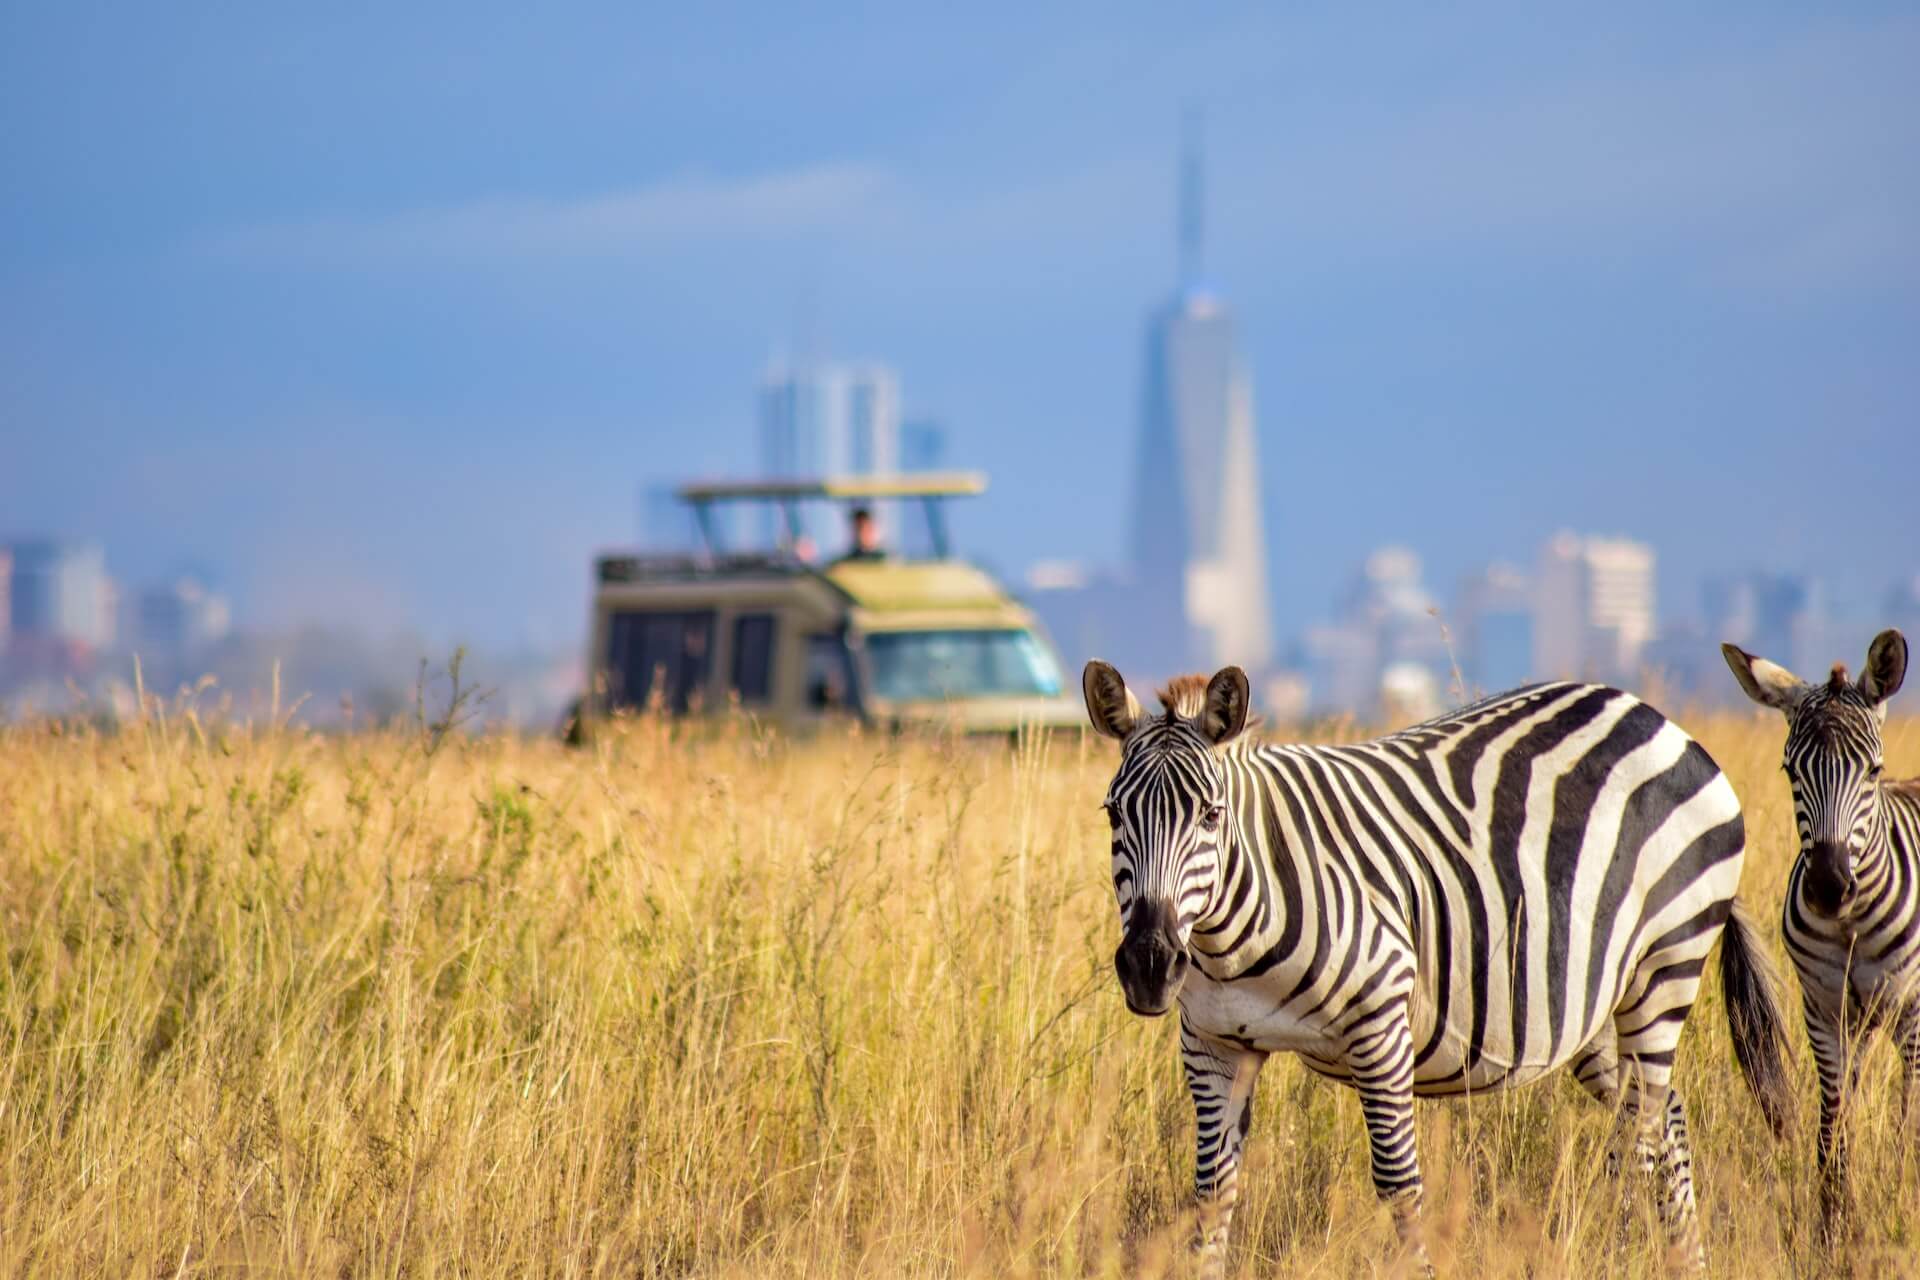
1115,922,1189,1017
1804,843,1857,916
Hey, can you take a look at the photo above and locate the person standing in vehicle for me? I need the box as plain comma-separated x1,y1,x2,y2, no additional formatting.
838,506,886,563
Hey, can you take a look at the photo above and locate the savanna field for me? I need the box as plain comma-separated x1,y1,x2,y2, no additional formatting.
3,697,1919,1278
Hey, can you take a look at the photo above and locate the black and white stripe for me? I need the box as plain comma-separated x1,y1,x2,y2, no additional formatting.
1725,628,1917,1240
1084,662,1791,1277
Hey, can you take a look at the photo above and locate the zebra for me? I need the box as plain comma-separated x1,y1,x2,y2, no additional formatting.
1082,661,1793,1275
1723,627,1916,1238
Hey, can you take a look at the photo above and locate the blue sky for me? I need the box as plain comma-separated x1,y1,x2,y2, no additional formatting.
3,4,1915,653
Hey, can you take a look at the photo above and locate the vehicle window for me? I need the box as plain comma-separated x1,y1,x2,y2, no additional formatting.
805,634,859,713
606,610,715,713
730,613,776,704
862,629,1064,702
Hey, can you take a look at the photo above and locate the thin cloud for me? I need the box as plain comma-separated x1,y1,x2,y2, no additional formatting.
208,162,898,265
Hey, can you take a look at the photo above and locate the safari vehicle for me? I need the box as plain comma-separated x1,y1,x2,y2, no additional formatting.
579,473,1083,736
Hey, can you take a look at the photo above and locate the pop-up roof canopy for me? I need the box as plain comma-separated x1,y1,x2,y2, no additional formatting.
675,472,987,559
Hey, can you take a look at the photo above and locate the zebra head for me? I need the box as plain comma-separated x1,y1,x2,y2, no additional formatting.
1083,660,1251,1016
1724,629,1908,917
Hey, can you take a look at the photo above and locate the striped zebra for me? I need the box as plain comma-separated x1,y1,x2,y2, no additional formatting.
1723,628,1916,1238
1083,661,1793,1275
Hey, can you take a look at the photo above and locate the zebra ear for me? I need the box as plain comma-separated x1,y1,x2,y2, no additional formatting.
1721,643,1807,713
1861,629,1907,707
1082,660,1141,740
1201,666,1251,744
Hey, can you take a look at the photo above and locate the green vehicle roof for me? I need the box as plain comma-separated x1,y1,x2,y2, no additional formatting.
822,559,1016,614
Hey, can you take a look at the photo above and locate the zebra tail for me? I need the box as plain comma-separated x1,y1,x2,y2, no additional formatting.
1719,898,1795,1140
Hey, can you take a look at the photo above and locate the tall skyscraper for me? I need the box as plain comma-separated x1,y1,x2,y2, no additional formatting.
1126,116,1272,676
1534,532,1656,681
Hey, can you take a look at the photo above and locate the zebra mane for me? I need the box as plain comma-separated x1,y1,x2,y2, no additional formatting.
1829,663,1851,694
1156,674,1212,718
1153,673,1265,744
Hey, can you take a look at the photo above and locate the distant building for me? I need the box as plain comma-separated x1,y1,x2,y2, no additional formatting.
1534,532,1655,682
1457,563,1534,694
1641,618,1717,701
1299,621,1380,716
1705,572,1826,675
129,578,231,663
1023,562,1135,673
897,419,950,556
1125,117,1271,679
1884,573,1920,645
900,418,947,472
638,480,696,553
6,540,115,653
1260,670,1310,724
759,361,899,477
1294,548,1454,717
758,360,901,547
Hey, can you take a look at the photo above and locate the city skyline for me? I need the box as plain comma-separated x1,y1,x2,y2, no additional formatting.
6,516,1916,720
3,6,1915,660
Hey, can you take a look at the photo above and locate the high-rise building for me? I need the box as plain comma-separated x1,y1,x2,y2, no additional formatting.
1534,532,1656,681
759,361,900,478
1293,547,1452,717
6,540,115,653
130,578,231,663
1125,116,1271,678
758,360,901,547
1705,572,1826,676
1457,563,1534,694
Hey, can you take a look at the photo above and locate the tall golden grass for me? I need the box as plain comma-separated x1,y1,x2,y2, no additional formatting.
1,701,1917,1278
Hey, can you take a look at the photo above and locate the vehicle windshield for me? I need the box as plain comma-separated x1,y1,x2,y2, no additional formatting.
862,629,1064,702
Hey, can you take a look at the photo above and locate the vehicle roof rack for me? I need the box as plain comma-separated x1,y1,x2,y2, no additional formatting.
675,472,986,503
675,472,988,559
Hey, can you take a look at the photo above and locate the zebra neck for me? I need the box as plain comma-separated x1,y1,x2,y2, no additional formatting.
1884,785,1920,874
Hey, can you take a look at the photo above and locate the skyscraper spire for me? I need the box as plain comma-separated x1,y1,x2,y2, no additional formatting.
1178,106,1204,288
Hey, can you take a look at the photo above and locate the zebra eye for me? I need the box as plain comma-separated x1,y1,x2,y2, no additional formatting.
1104,804,1122,831
1869,762,1884,779
1200,805,1224,833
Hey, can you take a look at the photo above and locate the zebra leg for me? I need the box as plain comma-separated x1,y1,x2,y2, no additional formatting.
1574,1029,1645,1246
1181,1022,1266,1280
1346,1009,1428,1272
1655,1088,1704,1267
1611,948,1708,1269
1607,1063,1704,1270
1570,1030,1621,1108
1807,1000,1857,1244
1894,1001,1920,1141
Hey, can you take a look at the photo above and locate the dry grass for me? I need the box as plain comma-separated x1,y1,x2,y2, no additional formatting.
2,701,1918,1278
